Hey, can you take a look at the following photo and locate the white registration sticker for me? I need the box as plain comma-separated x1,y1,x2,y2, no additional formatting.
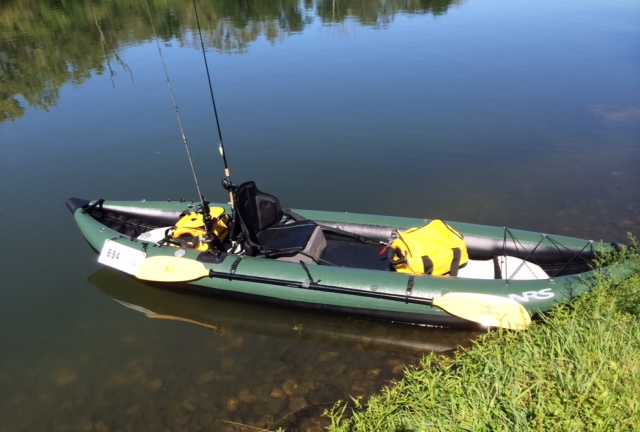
98,240,147,275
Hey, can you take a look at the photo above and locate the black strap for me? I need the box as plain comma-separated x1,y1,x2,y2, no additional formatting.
421,256,434,274
230,256,243,275
449,247,462,277
492,255,502,279
299,261,317,287
406,275,414,299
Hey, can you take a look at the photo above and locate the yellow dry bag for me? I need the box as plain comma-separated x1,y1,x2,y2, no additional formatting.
388,219,468,276
169,207,228,251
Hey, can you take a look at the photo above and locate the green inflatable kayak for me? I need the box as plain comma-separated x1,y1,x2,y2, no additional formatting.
67,181,622,329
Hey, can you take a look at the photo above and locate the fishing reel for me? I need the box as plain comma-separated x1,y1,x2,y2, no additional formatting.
221,178,236,191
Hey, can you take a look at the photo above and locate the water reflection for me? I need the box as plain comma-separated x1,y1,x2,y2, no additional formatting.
589,104,640,122
0,0,457,122
87,268,479,431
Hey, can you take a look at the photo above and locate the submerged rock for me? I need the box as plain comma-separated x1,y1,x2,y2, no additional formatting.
55,371,77,387
282,378,298,396
181,397,198,413
198,411,214,428
148,378,162,391
318,351,339,362
196,370,216,386
226,397,239,412
270,387,285,399
392,363,405,374
288,395,308,413
237,388,257,403
367,368,382,378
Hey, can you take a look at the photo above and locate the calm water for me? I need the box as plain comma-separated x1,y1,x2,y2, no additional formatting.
1,0,639,430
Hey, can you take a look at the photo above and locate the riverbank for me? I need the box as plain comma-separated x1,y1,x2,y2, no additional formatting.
325,239,640,431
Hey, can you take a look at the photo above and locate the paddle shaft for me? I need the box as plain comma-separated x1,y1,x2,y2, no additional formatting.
135,256,530,329
205,267,437,308
205,267,528,329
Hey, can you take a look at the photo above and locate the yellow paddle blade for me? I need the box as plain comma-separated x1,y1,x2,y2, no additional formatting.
135,256,209,282
434,293,531,330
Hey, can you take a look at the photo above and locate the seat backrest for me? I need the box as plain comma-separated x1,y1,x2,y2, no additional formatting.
233,181,283,246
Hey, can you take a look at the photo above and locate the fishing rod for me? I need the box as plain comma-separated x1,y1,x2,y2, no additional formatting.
192,0,235,208
144,0,219,252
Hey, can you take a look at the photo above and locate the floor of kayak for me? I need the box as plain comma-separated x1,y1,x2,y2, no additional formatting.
320,239,390,270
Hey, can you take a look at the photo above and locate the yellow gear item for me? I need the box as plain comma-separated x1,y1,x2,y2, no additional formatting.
389,219,468,276
170,207,228,251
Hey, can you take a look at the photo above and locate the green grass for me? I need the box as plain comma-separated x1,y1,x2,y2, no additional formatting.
325,238,640,431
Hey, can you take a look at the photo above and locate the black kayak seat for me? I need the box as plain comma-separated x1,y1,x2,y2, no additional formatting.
234,181,327,264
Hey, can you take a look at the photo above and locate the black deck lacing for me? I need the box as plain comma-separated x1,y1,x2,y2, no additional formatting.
540,235,594,277
87,209,160,237
502,227,594,280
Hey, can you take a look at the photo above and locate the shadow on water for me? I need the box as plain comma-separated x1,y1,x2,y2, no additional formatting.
80,268,481,431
